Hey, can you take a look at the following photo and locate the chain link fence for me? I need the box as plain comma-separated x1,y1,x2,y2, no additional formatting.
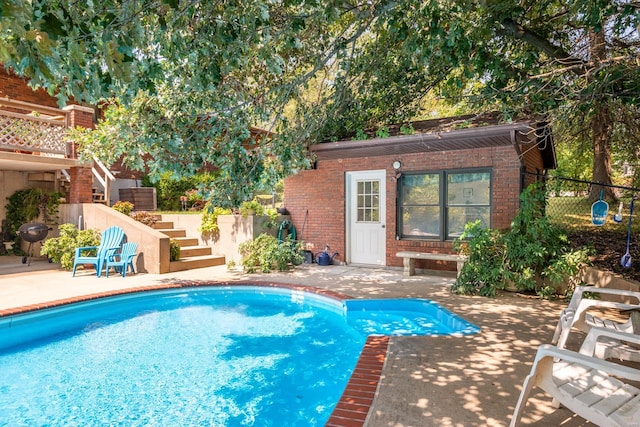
538,174,640,230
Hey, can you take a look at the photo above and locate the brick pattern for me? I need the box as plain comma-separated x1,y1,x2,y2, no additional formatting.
65,105,95,130
0,281,388,427
326,335,390,426
68,167,94,203
285,144,544,272
0,69,60,108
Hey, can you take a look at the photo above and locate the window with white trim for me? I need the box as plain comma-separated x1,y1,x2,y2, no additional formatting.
398,169,491,240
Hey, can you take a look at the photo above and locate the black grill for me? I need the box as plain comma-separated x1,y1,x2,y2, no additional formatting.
17,222,52,265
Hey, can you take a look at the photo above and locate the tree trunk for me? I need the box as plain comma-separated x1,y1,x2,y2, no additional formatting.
588,29,616,202
589,103,616,202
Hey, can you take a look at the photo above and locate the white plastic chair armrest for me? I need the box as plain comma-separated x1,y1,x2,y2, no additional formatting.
572,299,640,328
535,344,640,382
574,285,640,304
579,327,640,357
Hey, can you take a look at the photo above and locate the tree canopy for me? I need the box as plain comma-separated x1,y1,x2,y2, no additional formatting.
1,1,639,206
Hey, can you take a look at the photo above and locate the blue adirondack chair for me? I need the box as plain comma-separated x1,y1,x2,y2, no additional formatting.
105,242,138,278
72,226,125,277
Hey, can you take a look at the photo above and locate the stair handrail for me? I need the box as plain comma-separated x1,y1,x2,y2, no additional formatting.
60,169,71,182
91,156,116,206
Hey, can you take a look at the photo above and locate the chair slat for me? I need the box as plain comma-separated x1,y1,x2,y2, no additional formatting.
611,392,640,425
570,375,626,407
592,383,640,417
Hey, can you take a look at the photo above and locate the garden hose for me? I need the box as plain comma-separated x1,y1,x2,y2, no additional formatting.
277,219,297,243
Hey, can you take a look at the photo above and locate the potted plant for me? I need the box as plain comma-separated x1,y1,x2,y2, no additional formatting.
239,199,265,217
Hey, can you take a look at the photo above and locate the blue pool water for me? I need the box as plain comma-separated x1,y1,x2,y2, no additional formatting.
0,286,478,426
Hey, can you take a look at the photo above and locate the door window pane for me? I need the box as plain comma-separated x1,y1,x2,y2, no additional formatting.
357,179,380,222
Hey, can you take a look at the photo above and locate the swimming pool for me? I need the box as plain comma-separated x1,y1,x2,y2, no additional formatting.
0,285,479,426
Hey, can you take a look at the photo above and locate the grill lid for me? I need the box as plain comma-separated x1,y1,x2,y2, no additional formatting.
17,223,51,242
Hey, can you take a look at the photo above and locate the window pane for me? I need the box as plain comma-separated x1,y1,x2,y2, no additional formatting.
402,174,439,205
356,179,380,223
371,207,379,222
447,207,490,238
401,206,440,238
447,172,490,205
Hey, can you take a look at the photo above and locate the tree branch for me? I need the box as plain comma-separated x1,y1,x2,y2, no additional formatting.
499,18,587,75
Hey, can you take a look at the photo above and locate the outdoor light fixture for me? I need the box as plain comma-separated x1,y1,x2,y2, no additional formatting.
392,160,402,170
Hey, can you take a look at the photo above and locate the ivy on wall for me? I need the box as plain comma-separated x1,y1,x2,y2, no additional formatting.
3,188,63,254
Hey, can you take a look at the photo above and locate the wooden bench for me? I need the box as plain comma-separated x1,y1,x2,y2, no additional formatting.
396,251,468,277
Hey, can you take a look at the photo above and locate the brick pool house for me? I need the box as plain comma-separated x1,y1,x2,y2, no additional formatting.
283,114,557,273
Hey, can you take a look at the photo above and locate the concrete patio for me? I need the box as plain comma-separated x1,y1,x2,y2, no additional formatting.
0,257,605,426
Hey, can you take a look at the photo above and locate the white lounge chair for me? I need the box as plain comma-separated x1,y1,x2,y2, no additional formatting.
579,327,640,364
552,285,640,349
510,329,640,427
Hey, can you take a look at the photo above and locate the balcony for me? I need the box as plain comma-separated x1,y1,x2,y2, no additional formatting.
0,98,85,172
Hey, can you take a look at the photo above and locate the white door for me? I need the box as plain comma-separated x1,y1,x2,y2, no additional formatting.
346,170,386,265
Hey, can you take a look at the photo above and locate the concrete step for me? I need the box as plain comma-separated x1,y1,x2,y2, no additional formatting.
179,245,212,257
169,255,226,272
152,221,174,229
171,237,199,247
158,229,186,238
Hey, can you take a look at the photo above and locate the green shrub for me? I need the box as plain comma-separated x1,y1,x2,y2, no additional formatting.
400,123,415,135
452,182,591,299
169,239,181,261
375,126,389,138
453,221,506,297
239,233,303,273
239,199,264,217
40,223,101,270
112,201,134,215
142,172,218,211
199,203,232,234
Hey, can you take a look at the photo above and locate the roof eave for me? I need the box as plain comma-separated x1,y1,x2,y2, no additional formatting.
312,123,533,156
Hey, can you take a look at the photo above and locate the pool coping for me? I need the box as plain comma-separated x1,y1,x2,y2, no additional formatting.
0,280,387,427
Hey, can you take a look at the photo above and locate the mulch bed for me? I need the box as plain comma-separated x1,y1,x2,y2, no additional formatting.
568,228,640,283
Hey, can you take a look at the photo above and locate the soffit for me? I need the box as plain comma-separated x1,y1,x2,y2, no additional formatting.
310,122,557,169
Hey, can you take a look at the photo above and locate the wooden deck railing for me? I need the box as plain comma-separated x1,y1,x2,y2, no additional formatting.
0,98,70,157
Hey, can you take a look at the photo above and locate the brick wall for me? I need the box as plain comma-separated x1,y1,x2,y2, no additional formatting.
0,68,60,107
285,144,543,272
68,167,94,203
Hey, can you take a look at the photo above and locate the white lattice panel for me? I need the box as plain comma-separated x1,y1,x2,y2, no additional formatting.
0,112,67,155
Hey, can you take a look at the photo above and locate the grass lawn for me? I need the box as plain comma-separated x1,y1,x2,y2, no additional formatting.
547,196,640,233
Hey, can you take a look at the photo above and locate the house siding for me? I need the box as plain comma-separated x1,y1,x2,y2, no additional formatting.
285,143,543,272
